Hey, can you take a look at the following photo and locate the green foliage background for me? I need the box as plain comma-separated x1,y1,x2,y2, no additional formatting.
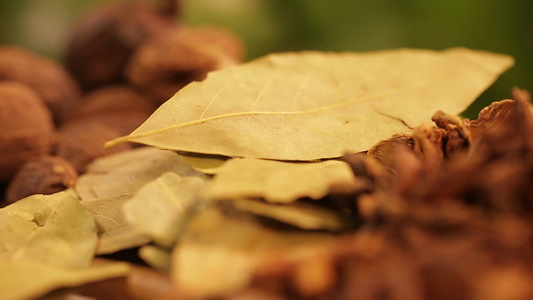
0,0,531,117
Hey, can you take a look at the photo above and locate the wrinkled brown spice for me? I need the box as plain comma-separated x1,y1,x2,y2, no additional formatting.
5,156,78,204
217,97,533,300
65,1,176,89
62,85,156,124
0,82,55,182
125,27,246,104
55,121,132,173
0,46,80,123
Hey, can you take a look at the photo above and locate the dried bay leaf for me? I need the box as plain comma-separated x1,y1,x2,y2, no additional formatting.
0,192,96,268
232,198,347,231
107,48,513,160
76,147,201,200
171,206,336,298
81,194,150,255
139,245,171,272
208,158,361,203
180,154,227,174
0,260,129,300
124,172,209,248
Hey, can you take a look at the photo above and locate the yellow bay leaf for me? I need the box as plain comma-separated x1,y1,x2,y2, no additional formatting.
0,192,97,268
123,172,209,248
180,154,228,174
170,206,336,298
0,261,129,300
81,194,150,255
232,198,347,231
208,158,361,203
107,48,513,160
75,147,201,200
139,245,171,272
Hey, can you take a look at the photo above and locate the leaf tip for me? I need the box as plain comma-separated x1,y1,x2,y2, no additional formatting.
104,136,129,149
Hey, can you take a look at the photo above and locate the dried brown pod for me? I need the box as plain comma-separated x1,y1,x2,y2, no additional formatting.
5,155,78,204
64,85,156,123
412,123,444,169
65,1,176,89
367,133,413,168
0,82,55,182
125,27,246,104
0,46,81,123
431,110,472,157
55,121,132,173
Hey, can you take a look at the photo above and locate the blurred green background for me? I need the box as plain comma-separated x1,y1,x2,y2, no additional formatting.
0,0,531,117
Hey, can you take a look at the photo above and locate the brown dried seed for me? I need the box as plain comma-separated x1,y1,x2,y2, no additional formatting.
78,112,151,136
5,156,78,204
64,85,156,124
0,81,55,182
0,46,80,123
55,121,132,173
125,27,246,104
65,1,175,89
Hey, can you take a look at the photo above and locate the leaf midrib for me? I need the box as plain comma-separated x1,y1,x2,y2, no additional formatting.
106,78,429,148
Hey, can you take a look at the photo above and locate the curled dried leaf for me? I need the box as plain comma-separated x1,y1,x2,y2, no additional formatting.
208,158,361,203
0,192,97,268
232,198,347,231
75,147,200,200
81,194,150,255
124,172,208,248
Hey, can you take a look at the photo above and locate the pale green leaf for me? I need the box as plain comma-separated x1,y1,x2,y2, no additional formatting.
81,194,150,255
208,158,361,203
124,172,209,248
0,192,97,268
75,147,201,200
107,48,513,160
0,261,129,300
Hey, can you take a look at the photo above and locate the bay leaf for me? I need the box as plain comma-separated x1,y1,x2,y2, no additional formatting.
232,198,347,231
170,206,336,298
208,158,361,203
75,147,201,200
0,192,97,268
180,154,227,174
139,245,171,272
123,172,209,248
107,48,513,160
81,194,150,255
0,260,129,300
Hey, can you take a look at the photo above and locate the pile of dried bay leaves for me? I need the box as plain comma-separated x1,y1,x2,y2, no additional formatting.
3,48,533,300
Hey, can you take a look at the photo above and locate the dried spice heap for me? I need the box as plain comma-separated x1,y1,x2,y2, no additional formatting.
230,93,533,300
1,2,532,300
